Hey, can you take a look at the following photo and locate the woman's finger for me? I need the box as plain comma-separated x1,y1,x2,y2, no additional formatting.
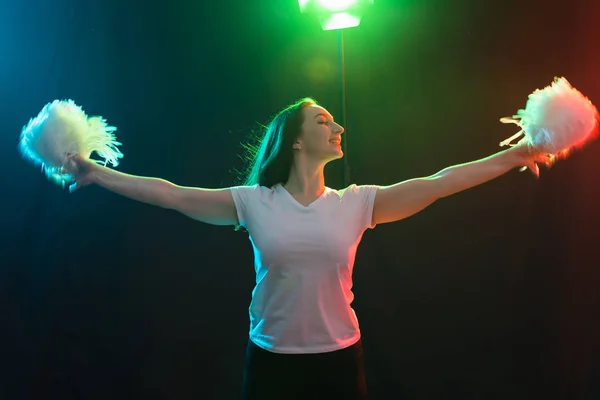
64,158,79,174
529,162,540,178
68,174,93,193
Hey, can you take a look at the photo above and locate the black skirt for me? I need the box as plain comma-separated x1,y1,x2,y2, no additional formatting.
241,338,368,400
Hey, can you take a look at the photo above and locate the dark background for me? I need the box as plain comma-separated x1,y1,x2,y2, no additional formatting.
1,0,599,399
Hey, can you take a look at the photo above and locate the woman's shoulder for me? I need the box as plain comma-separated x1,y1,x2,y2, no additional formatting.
231,183,275,193
230,183,278,203
330,183,379,198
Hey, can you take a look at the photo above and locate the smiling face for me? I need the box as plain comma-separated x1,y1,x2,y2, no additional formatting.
293,105,345,164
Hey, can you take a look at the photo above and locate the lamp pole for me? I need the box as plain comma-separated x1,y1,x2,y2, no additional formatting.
299,0,373,187
338,29,349,187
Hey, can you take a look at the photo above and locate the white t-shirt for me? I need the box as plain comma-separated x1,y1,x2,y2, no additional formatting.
230,182,379,354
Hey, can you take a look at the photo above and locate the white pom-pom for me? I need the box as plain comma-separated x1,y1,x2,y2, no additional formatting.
500,77,599,160
18,100,123,186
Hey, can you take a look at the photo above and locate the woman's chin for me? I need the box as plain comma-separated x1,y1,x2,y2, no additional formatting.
329,150,344,161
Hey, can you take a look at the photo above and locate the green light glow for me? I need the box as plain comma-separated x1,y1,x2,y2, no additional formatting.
316,0,358,12
321,12,361,30
299,0,373,30
298,0,311,9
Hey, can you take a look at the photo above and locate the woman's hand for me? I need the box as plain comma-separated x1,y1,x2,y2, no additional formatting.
509,141,554,178
64,154,99,192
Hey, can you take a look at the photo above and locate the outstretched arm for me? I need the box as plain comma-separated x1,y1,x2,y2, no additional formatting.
372,143,549,225
68,155,238,226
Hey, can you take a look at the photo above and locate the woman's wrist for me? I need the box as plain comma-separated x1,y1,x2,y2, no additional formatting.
501,143,528,169
84,159,105,185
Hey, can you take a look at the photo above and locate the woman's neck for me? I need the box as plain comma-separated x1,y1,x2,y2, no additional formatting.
284,158,325,197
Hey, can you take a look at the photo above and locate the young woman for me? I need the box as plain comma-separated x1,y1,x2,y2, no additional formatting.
68,97,547,399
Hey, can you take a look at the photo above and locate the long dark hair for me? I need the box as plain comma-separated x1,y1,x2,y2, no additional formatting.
239,97,317,188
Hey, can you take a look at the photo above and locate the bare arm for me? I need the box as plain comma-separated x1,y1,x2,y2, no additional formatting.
71,157,238,226
372,144,547,225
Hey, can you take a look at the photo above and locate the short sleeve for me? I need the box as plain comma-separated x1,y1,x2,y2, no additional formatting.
230,184,261,228
342,184,380,231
